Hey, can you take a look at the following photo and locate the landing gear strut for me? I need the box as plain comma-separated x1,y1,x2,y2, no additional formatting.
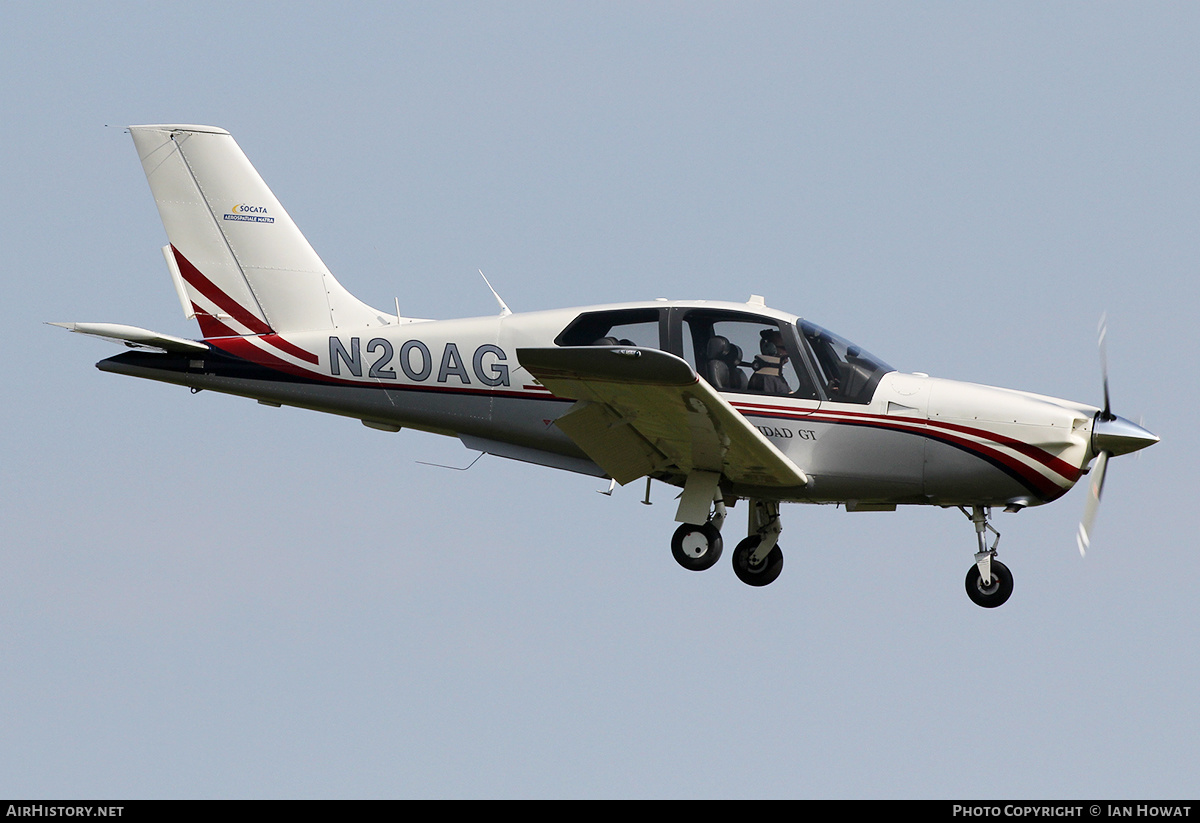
732,499,784,587
961,506,1013,608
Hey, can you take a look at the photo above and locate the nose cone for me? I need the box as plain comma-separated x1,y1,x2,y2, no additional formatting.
1093,414,1160,456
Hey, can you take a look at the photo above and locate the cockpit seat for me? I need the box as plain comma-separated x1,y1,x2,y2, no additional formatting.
704,336,748,391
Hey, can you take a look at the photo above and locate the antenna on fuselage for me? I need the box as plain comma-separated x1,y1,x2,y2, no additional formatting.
479,269,512,317
416,452,485,471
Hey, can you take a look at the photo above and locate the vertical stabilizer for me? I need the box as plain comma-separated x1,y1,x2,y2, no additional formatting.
129,124,387,336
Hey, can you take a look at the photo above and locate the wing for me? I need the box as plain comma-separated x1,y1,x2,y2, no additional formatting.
517,346,809,494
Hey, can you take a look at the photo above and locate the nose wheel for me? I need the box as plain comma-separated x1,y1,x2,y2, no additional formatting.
961,505,1013,608
965,559,1013,608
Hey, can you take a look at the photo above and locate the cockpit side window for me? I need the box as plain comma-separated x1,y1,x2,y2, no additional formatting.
556,309,664,348
681,310,820,399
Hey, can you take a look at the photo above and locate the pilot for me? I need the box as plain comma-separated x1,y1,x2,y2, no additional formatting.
748,329,791,395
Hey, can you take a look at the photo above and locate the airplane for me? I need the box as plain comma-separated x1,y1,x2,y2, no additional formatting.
54,124,1160,608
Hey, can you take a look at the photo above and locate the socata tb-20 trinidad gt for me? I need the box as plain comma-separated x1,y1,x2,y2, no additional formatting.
55,125,1159,607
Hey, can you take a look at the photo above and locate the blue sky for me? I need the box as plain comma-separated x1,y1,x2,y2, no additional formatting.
3,3,1196,798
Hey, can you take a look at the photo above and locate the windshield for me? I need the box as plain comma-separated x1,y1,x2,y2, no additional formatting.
798,320,892,404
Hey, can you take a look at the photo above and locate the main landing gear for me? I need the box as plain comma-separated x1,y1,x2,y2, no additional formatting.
671,500,725,571
670,498,785,587
732,499,784,587
962,505,1013,608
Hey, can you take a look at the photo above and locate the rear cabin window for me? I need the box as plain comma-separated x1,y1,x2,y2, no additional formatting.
555,308,664,349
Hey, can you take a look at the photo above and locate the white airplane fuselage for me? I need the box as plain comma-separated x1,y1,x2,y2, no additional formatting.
98,298,1099,509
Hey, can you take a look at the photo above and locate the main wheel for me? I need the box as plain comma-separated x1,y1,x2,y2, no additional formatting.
965,559,1013,608
671,522,723,571
731,536,784,587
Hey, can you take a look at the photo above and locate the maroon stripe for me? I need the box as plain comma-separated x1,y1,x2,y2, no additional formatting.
208,336,337,383
809,408,1083,483
193,307,233,339
259,334,319,365
731,401,1082,483
731,402,1069,496
173,247,318,364
739,404,1063,498
172,245,273,335
812,414,1064,498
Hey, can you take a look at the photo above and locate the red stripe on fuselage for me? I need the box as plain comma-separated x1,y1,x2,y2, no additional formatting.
207,336,341,384
730,402,1074,500
172,246,272,334
174,247,318,364
731,401,1082,484
816,413,1064,499
193,307,232,339
259,334,319,365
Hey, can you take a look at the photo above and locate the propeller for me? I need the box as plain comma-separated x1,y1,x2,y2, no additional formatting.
1076,449,1108,557
1076,314,1159,556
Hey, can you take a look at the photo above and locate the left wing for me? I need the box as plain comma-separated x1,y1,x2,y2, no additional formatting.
517,346,809,494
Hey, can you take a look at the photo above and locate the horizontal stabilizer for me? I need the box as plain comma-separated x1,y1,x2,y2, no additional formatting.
49,322,209,353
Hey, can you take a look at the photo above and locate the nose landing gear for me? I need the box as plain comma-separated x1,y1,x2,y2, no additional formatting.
966,559,1013,608
961,505,1013,608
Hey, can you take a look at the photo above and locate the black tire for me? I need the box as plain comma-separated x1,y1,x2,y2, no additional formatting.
965,559,1014,608
731,536,784,586
671,522,723,571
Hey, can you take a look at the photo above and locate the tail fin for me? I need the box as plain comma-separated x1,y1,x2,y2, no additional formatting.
129,124,387,336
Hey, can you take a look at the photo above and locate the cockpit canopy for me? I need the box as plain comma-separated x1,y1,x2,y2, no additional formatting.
555,305,892,404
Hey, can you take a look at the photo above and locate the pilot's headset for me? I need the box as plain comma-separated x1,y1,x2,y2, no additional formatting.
759,329,780,357
752,329,784,375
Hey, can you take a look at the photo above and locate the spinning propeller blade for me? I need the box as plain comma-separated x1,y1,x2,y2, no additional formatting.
1076,314,1158,556
1098,312,1112,420
1077,450,1107,557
